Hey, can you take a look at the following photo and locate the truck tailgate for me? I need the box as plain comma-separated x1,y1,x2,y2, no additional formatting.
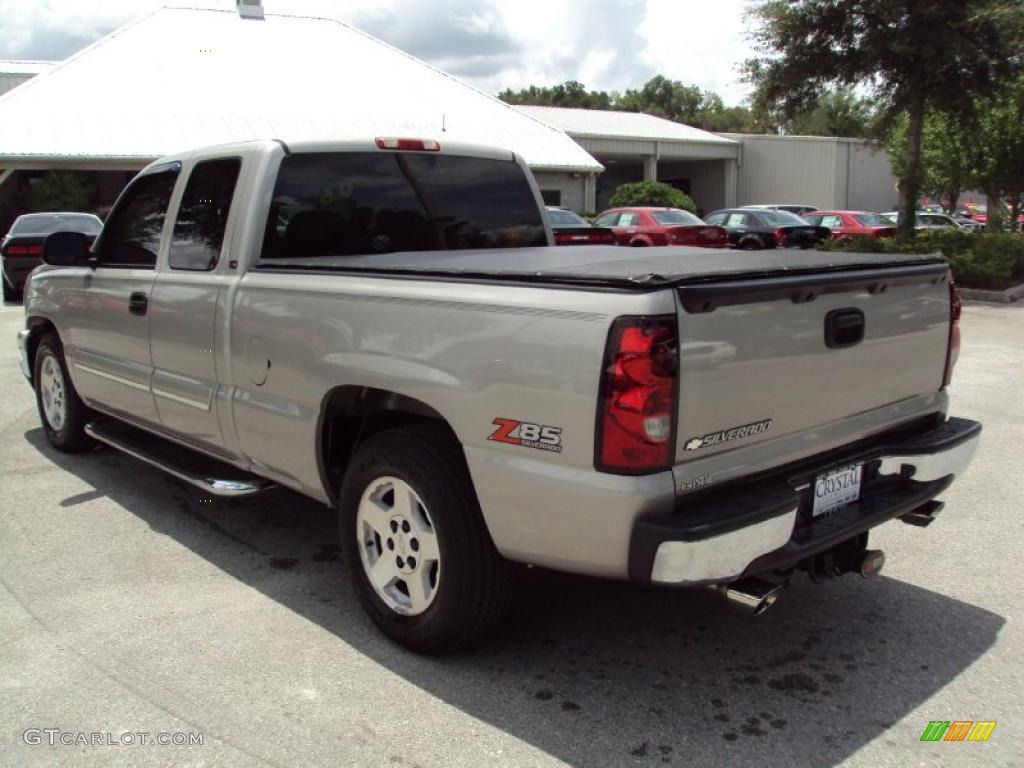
673,262,952,462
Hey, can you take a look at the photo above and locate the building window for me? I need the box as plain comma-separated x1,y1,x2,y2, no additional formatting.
541,190,562,206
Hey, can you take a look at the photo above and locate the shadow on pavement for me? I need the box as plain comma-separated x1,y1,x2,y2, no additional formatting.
25,427,1004,768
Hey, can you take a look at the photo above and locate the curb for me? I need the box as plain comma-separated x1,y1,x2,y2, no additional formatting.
959,282,1024,304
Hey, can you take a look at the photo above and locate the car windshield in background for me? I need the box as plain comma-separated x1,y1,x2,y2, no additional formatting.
11,213,102,236
261,152,546,260
854,213,889,227
761,211,809,226
547,208,590,227
651,210,703,226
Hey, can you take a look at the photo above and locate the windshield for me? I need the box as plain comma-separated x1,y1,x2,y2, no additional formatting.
651,210,703,226
261,152,546,259
761,211,809,226
11,213,102,236
547,208,590,227
854,213,890,227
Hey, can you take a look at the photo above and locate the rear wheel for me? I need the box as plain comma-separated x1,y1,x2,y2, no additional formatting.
33,334,94,452
740,237,762,250
339,423,513,653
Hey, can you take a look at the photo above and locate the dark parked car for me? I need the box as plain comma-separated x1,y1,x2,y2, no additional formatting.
2,212,103,301
743,203,819,217
704,208,831,250
592,207,728,248
545,207,616,245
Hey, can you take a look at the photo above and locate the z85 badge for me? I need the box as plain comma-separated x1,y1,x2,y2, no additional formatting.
488,418,563,453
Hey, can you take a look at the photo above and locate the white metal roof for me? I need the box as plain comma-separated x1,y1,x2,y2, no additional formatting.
0,60,58,75
0,7,601,172
516,106,737,146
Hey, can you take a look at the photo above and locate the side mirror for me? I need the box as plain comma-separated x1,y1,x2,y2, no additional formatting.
42,231,92,267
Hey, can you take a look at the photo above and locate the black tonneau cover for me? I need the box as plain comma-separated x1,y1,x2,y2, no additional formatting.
255,246,948,290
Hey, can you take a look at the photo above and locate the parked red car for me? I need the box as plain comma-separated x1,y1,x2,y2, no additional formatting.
802,211,896,243
593,207,728,248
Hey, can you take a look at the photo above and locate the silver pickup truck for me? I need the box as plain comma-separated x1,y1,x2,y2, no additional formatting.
17,137,980,652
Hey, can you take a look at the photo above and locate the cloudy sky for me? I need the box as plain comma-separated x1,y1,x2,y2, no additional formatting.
0,0,756,104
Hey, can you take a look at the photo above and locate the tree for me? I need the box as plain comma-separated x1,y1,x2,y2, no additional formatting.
497,80,612,110
886,111,974,215
784,89,875,138
28,171,94,212
745,0,1024,237
973,75,1024,231
608,181,695,211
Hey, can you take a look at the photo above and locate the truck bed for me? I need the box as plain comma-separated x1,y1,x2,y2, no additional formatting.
255,246,947,289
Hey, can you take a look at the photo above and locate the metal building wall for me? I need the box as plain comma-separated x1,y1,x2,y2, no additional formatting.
846,142,899,213
731,135,842,208
531,172,587,214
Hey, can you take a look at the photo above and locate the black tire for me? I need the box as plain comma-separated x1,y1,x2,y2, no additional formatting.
740,237,762,251
339,423,513,653
33,333,95,453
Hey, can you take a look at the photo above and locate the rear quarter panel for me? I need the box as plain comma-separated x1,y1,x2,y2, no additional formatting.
228,273,677,574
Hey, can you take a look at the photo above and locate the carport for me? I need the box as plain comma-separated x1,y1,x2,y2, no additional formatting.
516,106,740,214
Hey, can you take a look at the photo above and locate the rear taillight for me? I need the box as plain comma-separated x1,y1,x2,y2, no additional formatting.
596,316,678,472
593,232,616,244
5,245,41,256
375,137,441,151
773,227,787,246
943,281,962,387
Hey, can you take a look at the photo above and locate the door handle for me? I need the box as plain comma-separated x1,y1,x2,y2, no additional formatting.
128,292,148,316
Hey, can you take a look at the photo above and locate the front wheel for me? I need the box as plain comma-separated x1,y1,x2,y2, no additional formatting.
33,333,94,452
339,423,513,653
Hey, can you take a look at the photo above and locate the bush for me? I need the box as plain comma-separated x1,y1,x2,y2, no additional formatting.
28,171,94,212
608,181,696,212
817,229,1024,289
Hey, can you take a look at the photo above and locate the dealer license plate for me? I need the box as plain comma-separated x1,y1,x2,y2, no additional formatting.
812,463,863,518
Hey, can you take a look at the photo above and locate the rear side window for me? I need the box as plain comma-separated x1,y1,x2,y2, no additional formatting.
11,214,102,236
547,208,589,227
725,213,749,227
260,152,546,260
594,212,619,227
169,158,242,271
651,210,702,226
97,167,180,268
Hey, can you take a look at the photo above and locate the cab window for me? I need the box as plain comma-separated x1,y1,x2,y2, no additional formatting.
97,166,180,268
169,158,242,271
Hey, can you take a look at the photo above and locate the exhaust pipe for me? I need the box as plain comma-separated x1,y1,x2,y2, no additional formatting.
715,577,785,615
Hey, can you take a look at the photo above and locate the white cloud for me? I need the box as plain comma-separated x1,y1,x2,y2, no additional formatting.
0,0,755,104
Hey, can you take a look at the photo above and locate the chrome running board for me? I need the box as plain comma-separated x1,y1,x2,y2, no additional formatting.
85,417,275,497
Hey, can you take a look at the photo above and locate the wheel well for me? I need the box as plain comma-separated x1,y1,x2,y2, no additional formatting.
317,386,454,504
629,238,650,247
24,317,59,382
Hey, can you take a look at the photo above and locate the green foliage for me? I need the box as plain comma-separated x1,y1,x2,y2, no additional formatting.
773,88,876,137
817,230,1024,288
973,75,1024,231
498,80,613,110
745,0,1024,237
886,111,975,213
27,171,94,212
608,181,695,211
499,76,759,133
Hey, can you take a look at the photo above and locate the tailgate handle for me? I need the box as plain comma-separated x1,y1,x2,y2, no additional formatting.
825,308,864,348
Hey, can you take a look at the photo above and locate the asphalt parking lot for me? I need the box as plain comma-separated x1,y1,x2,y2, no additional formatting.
1,300,1022,768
